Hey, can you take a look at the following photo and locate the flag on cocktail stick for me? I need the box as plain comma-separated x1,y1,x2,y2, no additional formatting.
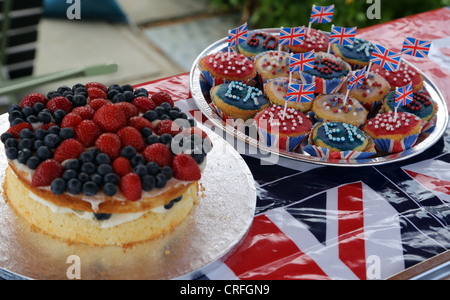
279,26,305,54
228,22,248,56
394,81,413,120
401,37,431,58
284,83,315,116
308,4,334,34
366,44,401,78
344,66,367,105
289,50,315,85
328,25,357,53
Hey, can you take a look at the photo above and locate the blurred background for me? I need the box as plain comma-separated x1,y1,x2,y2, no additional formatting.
0,0,449,113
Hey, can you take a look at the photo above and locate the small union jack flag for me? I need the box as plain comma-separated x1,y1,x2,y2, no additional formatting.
279,27,305,46
395,82,414,108
330,26,357,46
310,4,334,24
290,50,315,73
348,66,367,90
370,44,401,72
228,23,248,47
401,37,431,58
286,83,316,103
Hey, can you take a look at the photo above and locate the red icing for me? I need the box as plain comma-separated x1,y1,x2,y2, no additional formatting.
364,111,421,136
255,105,311,135
370,62,422,89
202,51,254,78
287,28,329,52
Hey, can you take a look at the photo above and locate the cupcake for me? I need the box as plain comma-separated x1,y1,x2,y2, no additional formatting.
199,51,256,86
311,93,368,128
382,90,437,132
299,52,351,94
238,31,279,58
285,28,329,53
331,38,374,69
304,121,376,159
340,72,391,113
210,81,269,121
255,105,311,152
363,111,423,154
253,50,299,83
370,61,423,92
264,77,313,113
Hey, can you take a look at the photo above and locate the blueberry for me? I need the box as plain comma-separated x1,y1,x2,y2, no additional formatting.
112,93,126,103
108,84,123,93
188,118,195,127
51,178,66,195
89,148,100,158
26,156,41,170
159,133,172,145
64,159,80,171
141,127,153,138
146,135,159,145
9,110,22,121
174,195,183,202
155,107,165,116
1,132,14,143
72,83,85,92
155,173,167,188
36,146,53,160
107,89,120,100
5,138,18,149
57,85,71,94
26,115,39,124
17,149,32,164
34,128,48,140
168,110,180,120
146,162,160,176
123,90,135,102
95,153,110,165
120,145,136,160
103,183,117,196
32,102,45,114
83,181,98,196
21,106,34,118
78,172,90,183
67,178,82,195
48,126,60,135
164,200,174,210
62,169,77,181
8,104,21,114
79,151,94,163
121,84,133,92
72,94,86,107
38,111,52,123
81,162,96,174
10,118,25,126
18,138,33,150
179,112,188,119
59,127,75,140
134,164,148,177
141,175,155,191
34,139,44,150
74,87,88,96
94,213,112,221
131,154,145,167
44,133,62,148
90,173,103,186
97,163,112,176
159,114,170,121
160,166,173,180
160,102,172,112
53,109,66,124
6,147,18,159
104,173,119,185
134,88,148,97
143,110,158,122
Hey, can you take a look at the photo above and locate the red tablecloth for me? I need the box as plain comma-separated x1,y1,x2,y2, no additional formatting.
140,9,450,280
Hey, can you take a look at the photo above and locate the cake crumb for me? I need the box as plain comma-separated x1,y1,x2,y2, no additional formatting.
165,250,171,256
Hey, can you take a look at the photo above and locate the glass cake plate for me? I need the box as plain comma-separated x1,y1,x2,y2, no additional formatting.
189,28,449,167
0,116,257,280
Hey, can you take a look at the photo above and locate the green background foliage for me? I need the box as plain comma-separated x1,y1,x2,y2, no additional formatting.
208,0,450,30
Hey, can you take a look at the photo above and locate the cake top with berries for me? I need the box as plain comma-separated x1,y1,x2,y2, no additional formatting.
2,82,211,213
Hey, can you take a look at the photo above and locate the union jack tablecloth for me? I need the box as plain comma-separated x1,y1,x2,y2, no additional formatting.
136,8,450,280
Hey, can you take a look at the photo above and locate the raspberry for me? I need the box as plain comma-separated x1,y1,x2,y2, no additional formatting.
93,104,127,133
119,172,142,201
131,96,156,113
20,93,47,108
72,106,95,120
172,153,201,181
128,116,154,132
85,82,107,93
75,120,102,147
95,133,122,160
114,102,139,119
151,91,174,107
117,126,145,152
7,122,32,138
53,139,84,162
61,112,83,128
46,96,73,113
87,87,107,99
142,143,173,167
31,159,64,187
112,157,132,177
154,119,182,136
89,98,110,111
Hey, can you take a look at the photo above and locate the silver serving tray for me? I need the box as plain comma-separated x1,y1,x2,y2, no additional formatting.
0,119,256,280
189,28,449,167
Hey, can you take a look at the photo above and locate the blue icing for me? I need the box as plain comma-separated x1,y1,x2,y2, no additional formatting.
385,90,434,120
215,81,268,111
304,55,349,80
314,122,367,151
239,31,278,54
334,38,374,63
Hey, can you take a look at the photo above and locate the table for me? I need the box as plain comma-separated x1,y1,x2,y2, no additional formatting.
136,8,450,280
